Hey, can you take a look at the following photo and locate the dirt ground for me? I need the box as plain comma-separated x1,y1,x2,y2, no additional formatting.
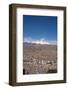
23,43,57,75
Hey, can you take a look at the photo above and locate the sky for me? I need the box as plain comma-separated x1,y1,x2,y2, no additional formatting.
23,15,57,45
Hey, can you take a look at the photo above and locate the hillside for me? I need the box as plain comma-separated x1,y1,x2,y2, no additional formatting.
23,42,57,75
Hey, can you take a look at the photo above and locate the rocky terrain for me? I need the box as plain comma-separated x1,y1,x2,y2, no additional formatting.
23,43,57,75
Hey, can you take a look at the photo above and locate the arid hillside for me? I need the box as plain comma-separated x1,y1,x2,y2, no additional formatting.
23,43,57,75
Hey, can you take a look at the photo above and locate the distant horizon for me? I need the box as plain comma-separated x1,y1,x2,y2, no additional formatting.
23,15,57,45
23,41,57,46
23,37,57,45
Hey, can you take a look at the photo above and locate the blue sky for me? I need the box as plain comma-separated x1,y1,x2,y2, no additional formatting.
23,15,57,45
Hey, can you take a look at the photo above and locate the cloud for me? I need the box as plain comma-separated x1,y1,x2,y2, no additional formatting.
24,37,57,45
49,41,57,45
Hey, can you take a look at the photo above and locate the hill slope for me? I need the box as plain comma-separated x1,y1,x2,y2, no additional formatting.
23,42,57,75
